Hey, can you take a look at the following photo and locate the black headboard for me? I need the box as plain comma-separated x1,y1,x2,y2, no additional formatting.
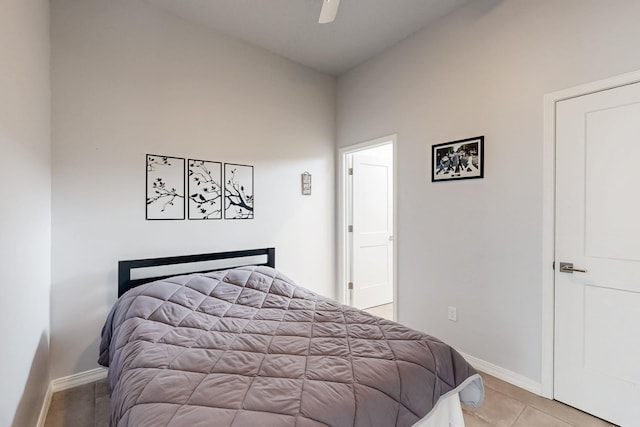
118,248,275,297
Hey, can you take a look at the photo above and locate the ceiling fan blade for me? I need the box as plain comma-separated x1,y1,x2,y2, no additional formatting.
318,0,340,24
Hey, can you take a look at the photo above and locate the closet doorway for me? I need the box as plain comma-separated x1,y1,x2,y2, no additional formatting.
339,135,396,320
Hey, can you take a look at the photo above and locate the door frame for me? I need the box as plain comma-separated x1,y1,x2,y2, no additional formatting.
541,69,640,399
337,134,398,319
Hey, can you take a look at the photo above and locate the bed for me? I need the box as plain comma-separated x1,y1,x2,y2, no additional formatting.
99,248,483,426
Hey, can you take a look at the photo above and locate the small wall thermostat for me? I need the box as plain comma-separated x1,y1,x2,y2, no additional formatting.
301,172,311,195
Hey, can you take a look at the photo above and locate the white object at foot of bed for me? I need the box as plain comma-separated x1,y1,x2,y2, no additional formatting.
412,393,465,427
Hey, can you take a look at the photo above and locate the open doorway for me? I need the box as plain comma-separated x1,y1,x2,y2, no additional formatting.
338,136,396,321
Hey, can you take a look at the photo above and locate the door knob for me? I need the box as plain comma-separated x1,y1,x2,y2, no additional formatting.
559,262,587,273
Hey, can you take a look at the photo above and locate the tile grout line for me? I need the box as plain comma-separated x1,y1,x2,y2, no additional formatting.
509,404,528,427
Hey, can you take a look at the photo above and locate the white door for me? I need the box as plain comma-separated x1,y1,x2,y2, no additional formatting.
351,145,393,309
554,81,640,426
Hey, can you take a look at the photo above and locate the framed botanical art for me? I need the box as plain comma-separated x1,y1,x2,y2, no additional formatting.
188,159,222,220
146,154,185,220
432,136,484,182
224,163,254,219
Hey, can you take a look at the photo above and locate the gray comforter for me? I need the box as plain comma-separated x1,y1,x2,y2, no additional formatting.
99,266,483,426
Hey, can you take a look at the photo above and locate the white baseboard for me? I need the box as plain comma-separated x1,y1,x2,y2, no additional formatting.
36,367,108,427
51,367,108,392
36,382,53,427
459,352,543,396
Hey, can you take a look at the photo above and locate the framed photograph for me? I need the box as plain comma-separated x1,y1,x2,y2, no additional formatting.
224,163,254,219
188,159,222,220
432,136,484,182
146,154,185,220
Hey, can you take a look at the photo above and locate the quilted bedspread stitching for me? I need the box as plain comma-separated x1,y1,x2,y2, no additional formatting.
101,266,478,427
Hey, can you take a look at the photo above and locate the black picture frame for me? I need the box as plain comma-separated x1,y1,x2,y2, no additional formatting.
188,159,223,220
432,136,484,182
146,154,185,220
224,163,254,219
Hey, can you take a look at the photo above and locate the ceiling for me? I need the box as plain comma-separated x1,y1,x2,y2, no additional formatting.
144,0,472,76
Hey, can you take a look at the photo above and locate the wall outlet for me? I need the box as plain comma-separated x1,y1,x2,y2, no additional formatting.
447,306,457,322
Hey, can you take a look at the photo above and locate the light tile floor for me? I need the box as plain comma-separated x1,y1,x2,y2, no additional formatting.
44,379,110,427
363,302,394,320
44,371,615,426
464,373,616,427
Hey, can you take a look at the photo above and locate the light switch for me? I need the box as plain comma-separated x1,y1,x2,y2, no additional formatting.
301,172,311,195
447,306,457,322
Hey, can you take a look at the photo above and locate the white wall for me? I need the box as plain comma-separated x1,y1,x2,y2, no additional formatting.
0,0,51,425
337,0,640,383
51,0,335,379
